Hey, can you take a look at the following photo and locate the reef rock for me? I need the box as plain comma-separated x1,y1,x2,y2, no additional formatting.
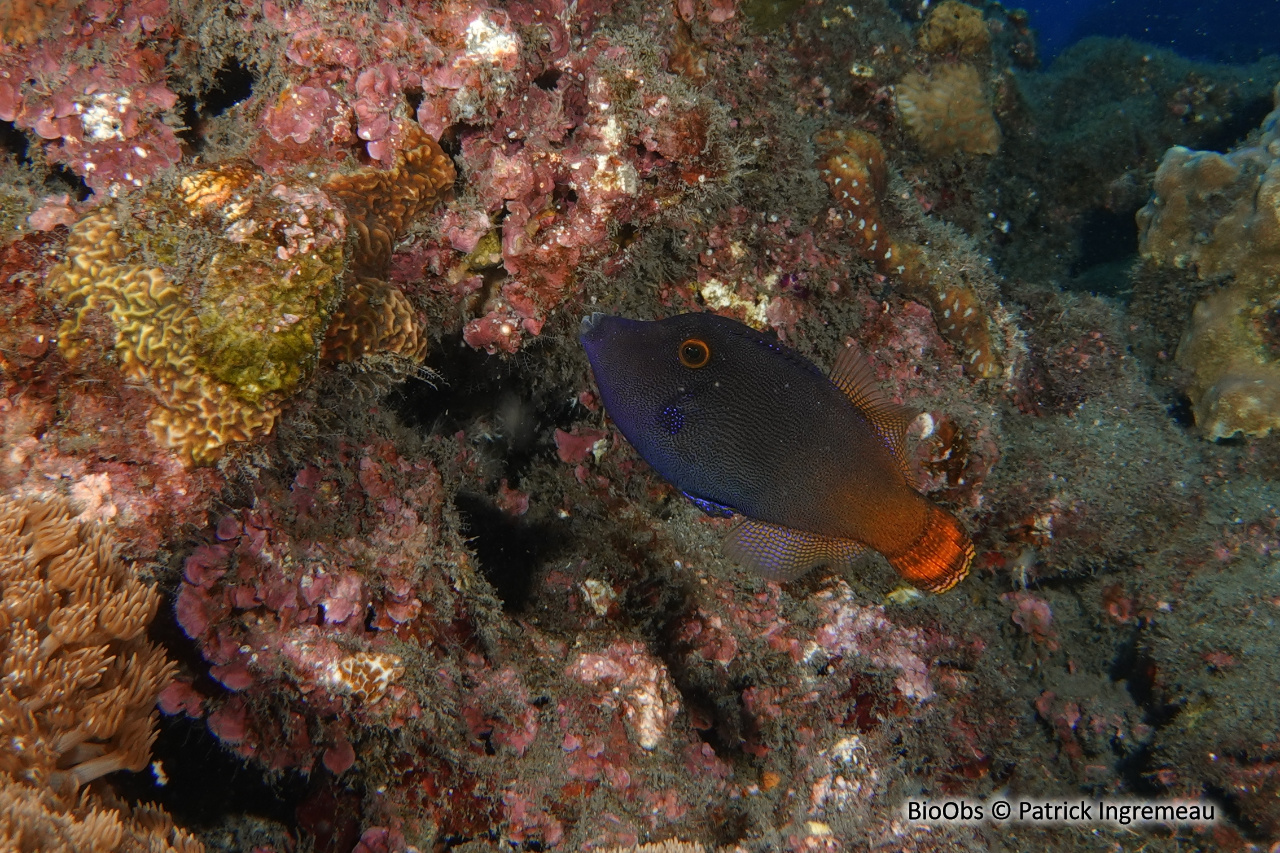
1137,83,1280,439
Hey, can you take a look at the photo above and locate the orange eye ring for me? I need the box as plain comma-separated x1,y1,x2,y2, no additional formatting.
678,338,711,369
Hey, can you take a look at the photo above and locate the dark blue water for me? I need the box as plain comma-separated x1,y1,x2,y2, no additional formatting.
1019,0,1280,64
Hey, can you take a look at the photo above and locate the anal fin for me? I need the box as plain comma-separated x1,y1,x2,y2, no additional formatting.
724,518,866,582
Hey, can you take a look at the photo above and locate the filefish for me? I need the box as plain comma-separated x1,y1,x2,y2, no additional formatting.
579,312,974,591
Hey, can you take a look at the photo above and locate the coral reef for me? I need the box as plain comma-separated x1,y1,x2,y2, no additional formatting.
1137,86,1280,438
0,493,198,852
1,0,1280,849
896,63,1001,157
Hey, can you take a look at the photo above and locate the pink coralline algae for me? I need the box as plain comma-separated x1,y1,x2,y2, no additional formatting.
811,589,938,701
171,436,446,770
1001,589,1059,650
567,640,682,752
0,1,182,192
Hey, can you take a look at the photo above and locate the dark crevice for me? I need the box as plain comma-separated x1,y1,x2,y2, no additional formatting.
454,492,567,612
203,59,256,116
392,334,580,480
1067,206,1140,298
1167,395,1195,429
179,58,256,152
533,68,562,90
0,119,29,163
46,163,90,201
111,714,309,829
1197,94,1275,153
406,89,424,116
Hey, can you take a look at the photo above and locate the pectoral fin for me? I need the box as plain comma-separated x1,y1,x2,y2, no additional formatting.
724,518,866,582
683,492,736,518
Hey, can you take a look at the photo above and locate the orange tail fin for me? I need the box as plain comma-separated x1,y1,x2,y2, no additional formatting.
888,505,974,593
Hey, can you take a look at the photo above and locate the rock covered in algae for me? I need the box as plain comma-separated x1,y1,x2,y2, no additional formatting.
917,0,991,57
1137,83,1280,439
47,162,348,464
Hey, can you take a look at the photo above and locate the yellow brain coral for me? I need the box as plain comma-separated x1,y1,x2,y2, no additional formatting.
47,124,453,464
323,121,457,276
896,63,1000,157
47,164,348,464
322,277,430,364
1137,84,1280,439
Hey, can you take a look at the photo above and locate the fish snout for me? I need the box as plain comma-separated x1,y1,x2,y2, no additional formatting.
579,312,608,338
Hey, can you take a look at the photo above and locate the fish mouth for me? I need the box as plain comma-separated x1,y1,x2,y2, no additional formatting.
579,312,610,343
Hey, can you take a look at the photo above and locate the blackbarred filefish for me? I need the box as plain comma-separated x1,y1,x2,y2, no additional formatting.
579,312,974,592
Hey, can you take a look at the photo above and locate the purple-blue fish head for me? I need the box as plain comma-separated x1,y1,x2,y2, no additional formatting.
579,313,673,437
579,312,763,489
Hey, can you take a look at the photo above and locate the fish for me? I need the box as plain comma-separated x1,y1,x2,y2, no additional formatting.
579,312,974,591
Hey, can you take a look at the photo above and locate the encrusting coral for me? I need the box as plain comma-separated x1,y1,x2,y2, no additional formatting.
323,121,457,276
1137,83,1280,439
46,166,348,464
46,123,452,464
321,277,430,364
817,128,1004,379
0,493,198,852
896,63,1001,157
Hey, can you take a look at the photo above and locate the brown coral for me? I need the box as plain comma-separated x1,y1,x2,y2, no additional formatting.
0,494,174,790
323,121,456,276
917,1,991,57
896,63,1000,157
322,277,429,364
0,493,198,852
0,0,68,45
0,784,203,853
46,127,450,464
817,129,1003,379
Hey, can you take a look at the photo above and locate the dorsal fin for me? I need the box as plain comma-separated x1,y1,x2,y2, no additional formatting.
829,345,915,482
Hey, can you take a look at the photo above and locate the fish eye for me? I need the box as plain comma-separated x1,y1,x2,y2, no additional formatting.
678,338,711,369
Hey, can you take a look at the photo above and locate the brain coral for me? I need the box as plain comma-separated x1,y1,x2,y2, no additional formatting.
47,124,452,464
896,63,1001,157
323,121,456,276
47,164,348,464
1137,84,1280,439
